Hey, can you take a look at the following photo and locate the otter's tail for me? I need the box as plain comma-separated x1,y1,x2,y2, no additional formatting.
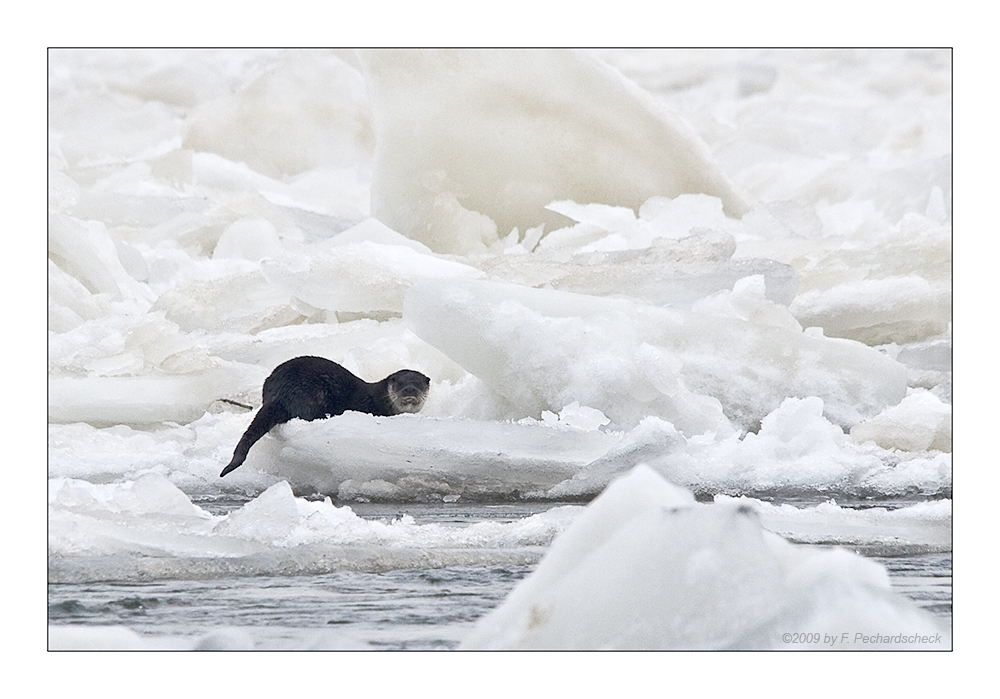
220,402,288,477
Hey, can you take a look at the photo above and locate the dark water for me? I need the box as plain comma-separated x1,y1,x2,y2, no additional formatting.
48,565,532,650
874,552,953,621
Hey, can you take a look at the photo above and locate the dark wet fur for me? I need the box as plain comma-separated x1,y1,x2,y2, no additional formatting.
220,356,430,477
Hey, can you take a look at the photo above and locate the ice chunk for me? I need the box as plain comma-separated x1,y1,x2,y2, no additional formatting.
716,496,951,553
260,412,620,500
183,50,373,178
547,417,685,498
48,420,218,483
461,466,947,650
48,215,154,305
212,217,284,261
48,364,263,426
654,396,951,498
480,229,798,310
48,85,182,167
549,396,951,500
184,151,369,225
326,217,435,254
540,402,610,432
791,274,951,346
850,389,951,452
214,480,303,542
47,475,583,583
49,473,211,519
48,259,110,332
896,335,952,373
48,475,225,561
404,279,906,433
547,194,739,253
150,270,297,334
782,213,951,345
462,466,695,647
359,49,747,254
261,239,483,315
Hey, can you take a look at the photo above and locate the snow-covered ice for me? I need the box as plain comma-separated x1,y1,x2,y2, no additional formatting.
48,474,578,582
48,48,951,650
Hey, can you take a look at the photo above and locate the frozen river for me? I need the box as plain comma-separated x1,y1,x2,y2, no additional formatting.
48,48,951,650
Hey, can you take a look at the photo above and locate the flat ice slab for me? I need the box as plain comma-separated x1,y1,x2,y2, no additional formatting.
242,412,620,500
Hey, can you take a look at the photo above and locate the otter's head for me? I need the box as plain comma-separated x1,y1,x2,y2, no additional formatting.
385,370,431,414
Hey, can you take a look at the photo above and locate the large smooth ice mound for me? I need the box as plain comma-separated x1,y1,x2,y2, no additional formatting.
405,279,907,433
359,49,748,254
461,466,948,650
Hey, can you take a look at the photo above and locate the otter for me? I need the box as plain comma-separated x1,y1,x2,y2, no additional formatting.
220,356,430,477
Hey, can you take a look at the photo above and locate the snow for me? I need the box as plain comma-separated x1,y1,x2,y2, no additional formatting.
47,48,951,650
850,389,952,453
404,278,907,433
